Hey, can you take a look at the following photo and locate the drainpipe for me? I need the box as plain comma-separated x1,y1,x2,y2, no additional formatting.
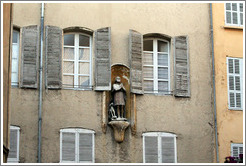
38,3,44,163
209,3,219,163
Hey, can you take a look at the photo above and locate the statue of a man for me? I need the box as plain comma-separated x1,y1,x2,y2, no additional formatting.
112,76,126,119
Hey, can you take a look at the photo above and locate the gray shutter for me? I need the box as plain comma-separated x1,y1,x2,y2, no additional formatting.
162,137,175,163
174,36,190,97
94,27,111,91
62,132,76,162
8,130,18,159
79,133,93,162
20,25,39,88
129,30,143,94
45,25,62,89
145,136,158,163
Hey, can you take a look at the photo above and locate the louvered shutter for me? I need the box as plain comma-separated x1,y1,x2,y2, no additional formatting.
79,133,93,162
174,36,190,97
8,130,18,159
62,132,76,162
162,137,175,163
45,25,62,89
129,30,143,94
144,136,158,163
94,27,111,91
20,25,39,88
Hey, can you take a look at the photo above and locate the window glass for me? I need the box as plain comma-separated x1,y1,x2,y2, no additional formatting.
11,30,19,86
12,31,18,43
144,40,153,51
158,40,168,52
79,34,90,47
64,34,74,46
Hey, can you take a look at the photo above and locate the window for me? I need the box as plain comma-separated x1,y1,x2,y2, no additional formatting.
60,128,95,163
63,33,92,90
143,39,170,94
143,132,177,163
227,58,243,110
11,30,20,86
231,143,243,158
225,3,243,26
7,126,20,163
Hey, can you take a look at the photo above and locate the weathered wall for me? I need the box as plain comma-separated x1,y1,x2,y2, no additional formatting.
10,3,214,163
212,3,243,162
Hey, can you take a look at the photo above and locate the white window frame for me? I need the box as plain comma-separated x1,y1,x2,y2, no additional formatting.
142,132,177,163
60,128,95,163
225,3,243,27
63,33,92,90
11,30,20,86
231,143,243,157
227,57,243,110
143,38,170,94
7,126,20,163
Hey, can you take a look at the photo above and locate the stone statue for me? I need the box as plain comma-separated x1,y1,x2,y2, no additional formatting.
112,76,126,120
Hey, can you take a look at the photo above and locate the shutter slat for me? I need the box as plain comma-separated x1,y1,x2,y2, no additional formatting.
94,27,111,91
20,25,39,88
45,25,62,89
145,136,158,163
79,133,93,162
174,36,190,97
62,133,76,161
129,30,143,94
162,137,175,163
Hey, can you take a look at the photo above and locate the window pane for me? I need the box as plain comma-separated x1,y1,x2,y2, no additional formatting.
143,67,153,78
235,76,240,91
230,93,235,108
64,34,74,46
143,52,153,65
145,136,158,163
158,68,168,79
79,76,89,87
63,76,74,87
79,62,89,75
11,60,18,73
240,3,243,12
79,48,90,60
158,40,168,52
228,59,234,73
11,73,18,84
236,93,241,108
79,35,90,47
226,12,232,24
158,81,168,92
240,13,243,25
144,40,153,51
232,12,238,24
79,133,93,162
158,53,168,66
62,133,76,161
12,31,18,43
64,48,74,60
144,80,154,92
229,76,234,90
12,44,19,59
232,3,237,11
234,59,240,74
63,62,74,73
226,3,231,10
162,137,175,163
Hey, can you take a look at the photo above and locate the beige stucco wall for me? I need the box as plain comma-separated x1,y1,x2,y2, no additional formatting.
10,3,214,163
212,3,243,162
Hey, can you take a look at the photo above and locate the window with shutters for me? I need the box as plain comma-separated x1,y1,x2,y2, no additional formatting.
7,126,20,163
63,33,92,90
11,30,20,86
225,3,243,27
231,143,243,158
60,128,95,163
227,57,243,110
143,38,170,94
143,132,177,163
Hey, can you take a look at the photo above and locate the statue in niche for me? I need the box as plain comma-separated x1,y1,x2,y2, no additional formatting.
110,76,127,121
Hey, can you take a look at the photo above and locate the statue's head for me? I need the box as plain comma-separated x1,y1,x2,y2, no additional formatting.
115,76,121,83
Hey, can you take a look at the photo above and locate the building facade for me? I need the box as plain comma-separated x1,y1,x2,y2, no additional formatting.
8,3,215,163
212,3,244,162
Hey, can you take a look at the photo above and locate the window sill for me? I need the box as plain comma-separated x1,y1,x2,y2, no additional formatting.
144,91,173,96
62,87,93,91
229,108,243,111
223,25,243,30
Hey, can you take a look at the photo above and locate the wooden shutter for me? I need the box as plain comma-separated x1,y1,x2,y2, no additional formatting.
45,25,62,89
79,133,93,162
174,36,190,97
94,27,111,91
20,25,39,88
161,137,175,163
129,30,143,94
8,129,18,159
62,132,76,162
144,136,158,163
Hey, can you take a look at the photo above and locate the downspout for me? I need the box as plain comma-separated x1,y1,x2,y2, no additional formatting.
38,3,44,163
209,3,219,163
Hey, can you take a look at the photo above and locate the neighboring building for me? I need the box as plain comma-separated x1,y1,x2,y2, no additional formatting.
2,3,12,163
212,3,244,162
8,3,214,163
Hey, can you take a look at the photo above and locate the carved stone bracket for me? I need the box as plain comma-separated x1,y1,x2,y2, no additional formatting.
108,121,130,143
